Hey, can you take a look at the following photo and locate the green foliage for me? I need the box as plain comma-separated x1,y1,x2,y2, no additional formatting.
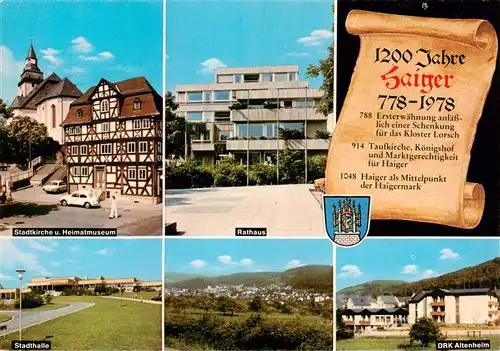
94,284,106,295
278,128,304,140
15,292,44,309
213,158,246,187
165,313,333,350
215,296,243,316
307,4,334,116
165,159,214,189
336,308,354,340
0,98,13,123
409,318,441,347
1,116,60,169
249,163,277,185
247,297,268,313
314,129,331,139
165,91,188,159
44,294,53,304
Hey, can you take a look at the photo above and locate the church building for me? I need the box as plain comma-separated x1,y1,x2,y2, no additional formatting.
60,76,163,203
10,42,82,144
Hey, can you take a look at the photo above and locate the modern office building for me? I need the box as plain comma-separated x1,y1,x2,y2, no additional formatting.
175,65,334,165
408,288,499,325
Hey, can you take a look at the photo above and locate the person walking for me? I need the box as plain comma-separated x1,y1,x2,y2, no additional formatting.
109,195,118,219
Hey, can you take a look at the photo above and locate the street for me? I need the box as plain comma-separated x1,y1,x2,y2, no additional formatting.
165,184,325,237
0,187,163,236
0,302,94,336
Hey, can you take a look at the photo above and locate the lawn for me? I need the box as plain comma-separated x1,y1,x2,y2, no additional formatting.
337,336,500,350
0,314,12,323
0,296,161,350
166,308,327,323
111,291,160,300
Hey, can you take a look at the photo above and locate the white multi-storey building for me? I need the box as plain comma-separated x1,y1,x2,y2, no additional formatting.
408,288,499,325
10,42,82,144
175,65,334,165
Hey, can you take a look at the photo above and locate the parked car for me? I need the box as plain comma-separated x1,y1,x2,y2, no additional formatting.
43,180,67,194
60,191,100,209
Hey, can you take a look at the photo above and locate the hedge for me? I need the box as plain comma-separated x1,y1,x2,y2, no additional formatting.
166,154,326,189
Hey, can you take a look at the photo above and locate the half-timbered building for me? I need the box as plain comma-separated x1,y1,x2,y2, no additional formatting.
61,77,162,203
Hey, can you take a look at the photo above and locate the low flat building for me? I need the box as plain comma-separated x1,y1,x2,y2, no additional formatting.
346,296,378,309
139,281,162,292
0,288,31,302
408,288,499,325
341,307,409,330
25,276,157,293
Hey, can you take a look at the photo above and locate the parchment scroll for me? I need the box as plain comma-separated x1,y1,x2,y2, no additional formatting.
326,10,498,229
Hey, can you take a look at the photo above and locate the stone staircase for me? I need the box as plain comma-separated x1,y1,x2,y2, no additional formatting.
30,163,62,186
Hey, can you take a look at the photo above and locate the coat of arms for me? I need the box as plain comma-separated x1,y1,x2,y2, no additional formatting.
323,195,371,247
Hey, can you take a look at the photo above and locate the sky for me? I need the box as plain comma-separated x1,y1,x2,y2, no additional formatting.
0,238,162,288
336,239,500,291
0,0,163,104
165,238,334,275
166,0,333,92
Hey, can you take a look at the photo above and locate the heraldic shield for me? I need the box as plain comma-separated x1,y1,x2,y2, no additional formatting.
323,195,371,247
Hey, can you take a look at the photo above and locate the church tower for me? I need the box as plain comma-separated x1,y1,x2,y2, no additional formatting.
18,42,44,97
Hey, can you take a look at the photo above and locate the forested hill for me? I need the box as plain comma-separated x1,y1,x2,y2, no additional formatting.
338,258,500,297
165,265,333,293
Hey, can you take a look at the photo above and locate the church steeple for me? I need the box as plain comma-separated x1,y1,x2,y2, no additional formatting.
18,41,44,97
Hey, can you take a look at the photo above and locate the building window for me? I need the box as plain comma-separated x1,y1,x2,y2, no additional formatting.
187,92,203,101
295,100,314,108
262,74,273,82
219,130,232,141
101,100,110,112
72,166,80,176
142,119,150,129
102,122,110,132
214,111,231,121
75,126,82,134
214,91,230,101
71,145,78,155
244,74,260,83
81,145,87,155
139,141,148,153
68,127,74,135
133,98,141,110
77,109,83,119
101,144,112,154
81,166,89,177
133,119,142,129
204,91,212,102
216,74,233,84
187,112,203,122
51,105,56,128
288,72,298,81
128,168,137,180
234,74,242,83
275,73,287,82
127,142,136,153
138,168,147,180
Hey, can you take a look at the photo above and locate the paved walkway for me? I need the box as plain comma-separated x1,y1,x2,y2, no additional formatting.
0,302,94,336
100,296,162,305
165,184,325,237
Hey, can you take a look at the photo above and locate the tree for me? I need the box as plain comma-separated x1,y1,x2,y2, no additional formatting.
94,283,106,295
409,317,441,347
0,99,13,124
336,308,354,340
248,296,265,312
165,91,189,159
45,293,53,304
307,4,334,116
5,116,60,169
216,296,240,316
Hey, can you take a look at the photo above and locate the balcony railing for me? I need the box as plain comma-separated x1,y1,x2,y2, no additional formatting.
430,311,445,316
488,301,499,306
431,301,446,307
191,141,215,151
226,139,329,151
231,107,326,122
359,321,371,326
